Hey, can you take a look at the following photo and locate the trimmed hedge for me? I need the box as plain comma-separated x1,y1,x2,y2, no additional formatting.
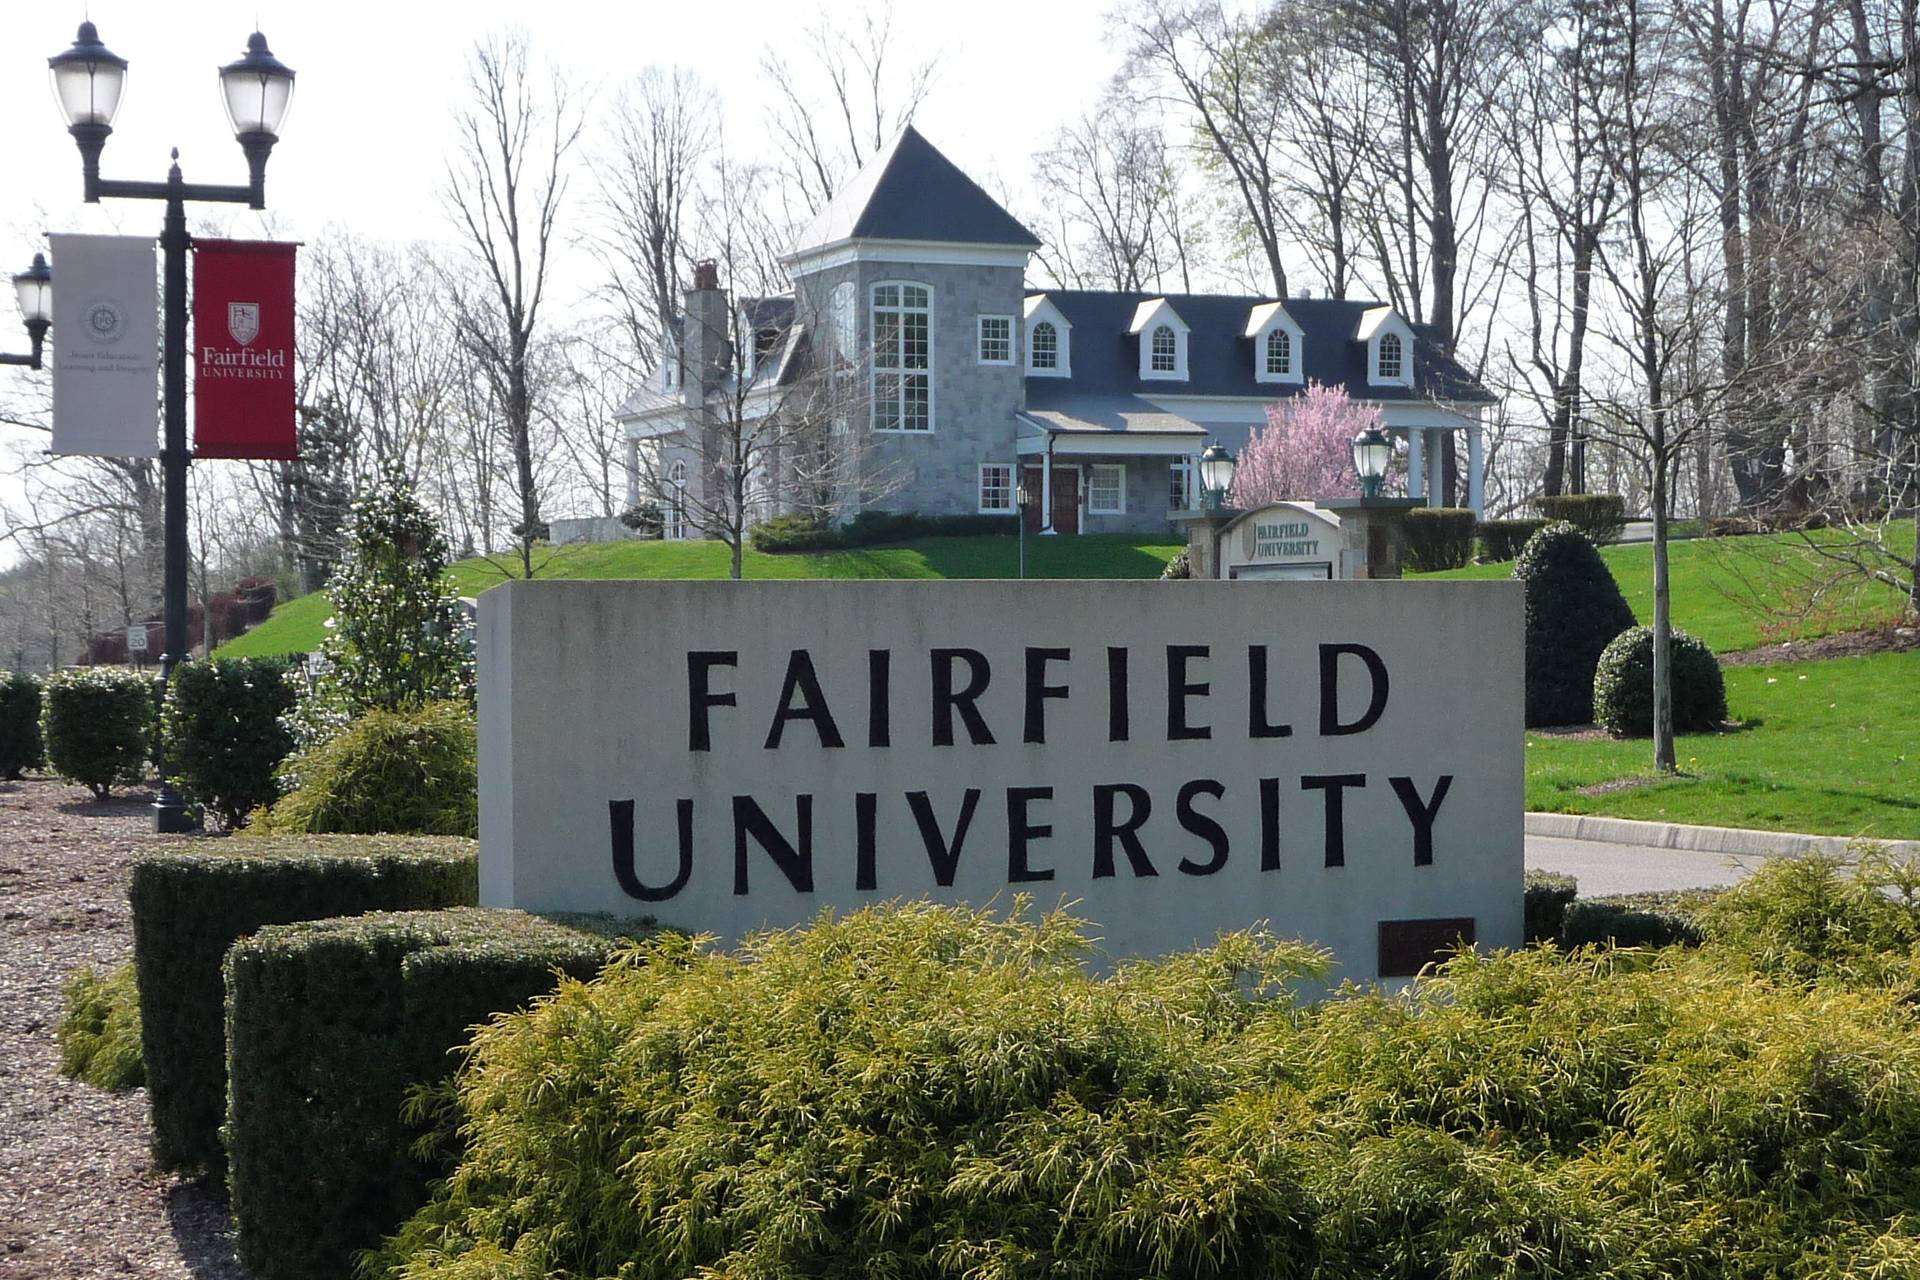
1593,625,1728,737
1404,507,1476,572
163,656,298,830
1523,869,1578,943
1515,522,1637,727
225,907,644,1280
750,509,1021,553
1534,493,1627,545
57,961,145,1091
40,666,154,798
1476,517,1548,563
256,702,476,836
0,671,41,778
1561,895,1706,948
128,835,477,1172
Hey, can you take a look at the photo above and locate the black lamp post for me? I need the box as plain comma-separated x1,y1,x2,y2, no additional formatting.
2,254,52,368
49,21,295,832
1351,427,1392,499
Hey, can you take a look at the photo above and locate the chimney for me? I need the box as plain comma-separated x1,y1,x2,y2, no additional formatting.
682,259,729,407
1294,286,1312,300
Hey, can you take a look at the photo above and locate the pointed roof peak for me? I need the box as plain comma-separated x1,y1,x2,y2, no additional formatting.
787,126,1041,261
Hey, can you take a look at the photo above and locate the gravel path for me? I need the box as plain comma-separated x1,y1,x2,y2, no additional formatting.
0,775,246,1279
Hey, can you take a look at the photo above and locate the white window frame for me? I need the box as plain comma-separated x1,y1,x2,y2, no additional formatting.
976,314,1014,366
665,459,690,540
870,281,935,433
1132,300,1190,381
1169,458,1194,513
1025,296,1073,377
1377,331,1404,382
1087,462,1127,515
977,462,1016,513
1029,320,1061,372
1265,329,1292,376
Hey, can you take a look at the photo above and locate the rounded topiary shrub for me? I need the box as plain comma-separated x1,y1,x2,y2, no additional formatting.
1515,522,1637,727
40,667,155,799
162,656,298,830
256,701,476,836
1593,625,1727,738
0,671,42,779
1161,547,1192,579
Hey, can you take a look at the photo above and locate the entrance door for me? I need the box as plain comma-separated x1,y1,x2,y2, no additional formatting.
1020,466,1080,534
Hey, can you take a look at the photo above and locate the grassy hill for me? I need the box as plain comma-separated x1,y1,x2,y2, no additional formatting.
215,534,1186,658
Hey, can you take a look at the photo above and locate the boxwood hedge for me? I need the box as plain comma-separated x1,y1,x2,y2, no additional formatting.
40,666,154,798
225,908,644,1280
1515,522,1637,727
0,671,41,778
1592,624,1728,737
128,835,477,1172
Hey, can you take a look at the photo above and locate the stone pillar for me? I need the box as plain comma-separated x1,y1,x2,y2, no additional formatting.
1320,497,1422,579
1176,511,1236,578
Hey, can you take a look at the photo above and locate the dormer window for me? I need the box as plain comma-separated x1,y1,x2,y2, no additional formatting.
1032,321,1058,368
1265,329,1292,375
1150,326,1178,373
1378,332,1403,381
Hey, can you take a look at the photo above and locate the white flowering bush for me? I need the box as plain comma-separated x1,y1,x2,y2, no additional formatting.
286,465,473,764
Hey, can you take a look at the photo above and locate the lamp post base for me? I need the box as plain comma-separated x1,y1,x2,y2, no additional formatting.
153,782,198,833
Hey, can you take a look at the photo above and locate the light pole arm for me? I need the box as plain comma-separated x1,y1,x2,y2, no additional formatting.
0,321,46,369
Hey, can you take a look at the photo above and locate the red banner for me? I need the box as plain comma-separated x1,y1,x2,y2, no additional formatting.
193,239,297,459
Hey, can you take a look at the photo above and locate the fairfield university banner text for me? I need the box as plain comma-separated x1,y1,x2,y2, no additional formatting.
193,239,297,459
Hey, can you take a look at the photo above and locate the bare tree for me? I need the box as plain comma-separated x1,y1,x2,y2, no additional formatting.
444,29,582,579
1031,102,1192,291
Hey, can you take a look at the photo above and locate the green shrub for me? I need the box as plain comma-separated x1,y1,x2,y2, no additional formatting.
40,666,155,798
1476,517,1547,562
1404,507,1476,572
0,671,42,778
749,513,841,553
1561,896,1706,948
1523,869,1578,943
1534,493,1627,545
1700,852,1920,988
1160,547,1193,580
162,656,298,830
57,961,145,1091
1515,522,1638,727
1592,625,1729,737
226,908,644,1280
372,901,1920,1280
128,835,477,1173
256,702,476,837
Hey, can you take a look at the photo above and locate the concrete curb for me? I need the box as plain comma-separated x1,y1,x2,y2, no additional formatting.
1525,812,1920,860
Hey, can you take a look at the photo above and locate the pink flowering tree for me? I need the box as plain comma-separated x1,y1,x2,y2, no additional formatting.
1229,381,1402,505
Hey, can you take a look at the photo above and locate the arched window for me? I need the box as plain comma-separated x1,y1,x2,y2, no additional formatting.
669,459,688,486
1150,325,1178,373
1265,328,1292,375
871,282,932,431
1378,331,1403,381
1031,320,1058,369
665,460,689,540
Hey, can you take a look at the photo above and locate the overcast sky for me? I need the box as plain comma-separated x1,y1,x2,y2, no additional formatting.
0,0,1128,561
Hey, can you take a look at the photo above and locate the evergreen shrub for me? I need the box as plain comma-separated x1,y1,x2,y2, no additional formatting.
1515,522,1637,727
1700,851,1920,988
40,666,154,798
1160,547,1193,580
128,835,476,1172
0,671,41,778
1523,869,1578,943
56,961,145,1091
1476,517,1548,562
163,656,298,830
369,895,1920,1280
748,514,842,552
1592,625,1728,738
1404,507,1476,571
1561,897,1706,948
225,908,643,1280
1534,493,1627,544
256,702,476,837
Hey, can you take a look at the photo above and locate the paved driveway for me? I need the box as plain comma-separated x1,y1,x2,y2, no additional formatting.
1525,833,1763,896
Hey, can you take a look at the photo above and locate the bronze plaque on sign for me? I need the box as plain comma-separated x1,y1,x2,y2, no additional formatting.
1378,917,1477,977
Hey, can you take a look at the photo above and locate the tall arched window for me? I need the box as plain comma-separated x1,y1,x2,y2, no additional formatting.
666,459,689,540
1150,325,1178,373
1031,320,1058,369
1378,332,1403,381
871,282,932,431
1265,328,1292,375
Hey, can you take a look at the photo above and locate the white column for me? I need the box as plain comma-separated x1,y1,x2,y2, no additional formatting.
1426,429,1445,508
1467,419,1485,519
1407,429,1425,501
625,438,641,510
1040,442,1056,535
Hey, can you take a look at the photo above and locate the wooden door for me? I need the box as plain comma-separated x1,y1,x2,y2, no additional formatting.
1021,466,1080,534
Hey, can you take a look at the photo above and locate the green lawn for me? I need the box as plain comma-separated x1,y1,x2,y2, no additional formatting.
1423,527,1916,654
1526,650,1920,839
215,534,1185,658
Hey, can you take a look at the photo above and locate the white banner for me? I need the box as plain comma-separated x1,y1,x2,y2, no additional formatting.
50,233,158,457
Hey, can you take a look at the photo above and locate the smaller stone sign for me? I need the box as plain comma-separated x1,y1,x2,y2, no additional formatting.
1221,502,1347,580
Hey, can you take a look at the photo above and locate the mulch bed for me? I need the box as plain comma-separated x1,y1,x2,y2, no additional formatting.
0,775,247,1279
1720,624,1920,666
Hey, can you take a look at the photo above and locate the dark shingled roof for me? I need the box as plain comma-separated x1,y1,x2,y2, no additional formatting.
791,126,1042,253
1024,291,1494,407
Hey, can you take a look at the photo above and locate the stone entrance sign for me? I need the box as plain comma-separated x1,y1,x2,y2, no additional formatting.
480,579,1523,978
1220,502,1347,579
